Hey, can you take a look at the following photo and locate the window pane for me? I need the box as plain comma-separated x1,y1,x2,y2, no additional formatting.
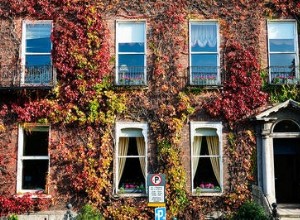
24,130,49,156
26,55,51,67
22,160,48,190
268,23,294,39
117,23,145,43
119,43,145,53
274,120,300,132
193,157,220,189
191,54,217,67
127,138,138,156
119,54,144,67
26,23,51,53
118,158,145,192
270,39,294,52
191,24,217,52
270,54,296,68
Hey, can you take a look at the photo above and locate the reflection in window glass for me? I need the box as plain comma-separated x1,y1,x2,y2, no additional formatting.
23,21,53,84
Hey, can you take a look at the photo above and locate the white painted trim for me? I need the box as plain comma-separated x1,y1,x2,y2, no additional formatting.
115,122,148,195
190,121,223,195
17,124,50,193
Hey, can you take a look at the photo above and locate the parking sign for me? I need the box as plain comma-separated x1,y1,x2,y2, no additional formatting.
147,174,166,207
155,207,166,220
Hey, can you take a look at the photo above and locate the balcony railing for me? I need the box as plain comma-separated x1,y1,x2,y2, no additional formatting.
189,66,221,86
117,66,146,86
269,66,299,85
0,64,55,88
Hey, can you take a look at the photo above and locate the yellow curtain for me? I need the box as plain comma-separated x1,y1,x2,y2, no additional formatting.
136,137,146,178
206,136,220,186
193,136,202,180
118,137,129,187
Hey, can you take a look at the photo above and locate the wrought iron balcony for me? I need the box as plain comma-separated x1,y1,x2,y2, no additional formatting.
269,66,299,85
188,66,221,86
0,64,55,89
117,65,147,86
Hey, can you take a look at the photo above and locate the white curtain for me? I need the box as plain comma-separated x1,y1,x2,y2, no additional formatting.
191,24,217,48
206,136,220,186
192,136,202,180
118,137,129,187
136,137,146,178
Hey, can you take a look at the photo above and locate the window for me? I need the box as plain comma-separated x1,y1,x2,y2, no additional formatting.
189,21,220,86
116,21,146,86
115,122,147,195
22,20,53,85
268,21,299,84
190,122,222,194
17,125,50,193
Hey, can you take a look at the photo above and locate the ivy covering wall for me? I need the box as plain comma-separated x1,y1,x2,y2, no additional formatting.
0,0,300,219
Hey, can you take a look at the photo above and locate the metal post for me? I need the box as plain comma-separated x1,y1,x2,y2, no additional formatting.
272,203,279,220
64,203,74,220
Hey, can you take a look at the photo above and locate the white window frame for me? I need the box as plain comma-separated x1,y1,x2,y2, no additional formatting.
190,121,223,195
21,20,53,85
115,20,147,85
115,122,148,196
189,21,220,85
17,125,50,193
267,20,299,83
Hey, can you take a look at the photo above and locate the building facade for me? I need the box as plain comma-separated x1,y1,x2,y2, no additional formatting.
0,1,299,219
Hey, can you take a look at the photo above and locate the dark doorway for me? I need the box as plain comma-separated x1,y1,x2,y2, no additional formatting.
274,138,300,203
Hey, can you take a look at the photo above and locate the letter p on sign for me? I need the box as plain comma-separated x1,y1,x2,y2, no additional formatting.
155,207,166,220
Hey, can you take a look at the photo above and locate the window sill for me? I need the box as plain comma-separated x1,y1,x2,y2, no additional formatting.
192,189,223,197
192,192,223,197
16,190,51,198
114,193,147,198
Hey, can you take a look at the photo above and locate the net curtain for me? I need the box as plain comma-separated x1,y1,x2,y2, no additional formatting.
191,24,217,48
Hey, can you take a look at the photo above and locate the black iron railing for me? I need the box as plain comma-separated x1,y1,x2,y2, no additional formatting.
189,66,221,86
0,64,55,88
269,66,299,85
117,66,146,86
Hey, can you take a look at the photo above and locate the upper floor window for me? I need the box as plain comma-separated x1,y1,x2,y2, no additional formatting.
190,122,223,195
116,21,146,86
17,125,50,193
189,21,220,86
115,122,148,196
268,21,299,84
22,21,53,85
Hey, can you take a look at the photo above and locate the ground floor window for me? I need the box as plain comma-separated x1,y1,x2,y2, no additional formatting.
191,122,222,194
115,122,147,195
17,125,50,193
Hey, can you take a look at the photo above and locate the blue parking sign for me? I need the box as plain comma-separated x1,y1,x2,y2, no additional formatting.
155,207,166,220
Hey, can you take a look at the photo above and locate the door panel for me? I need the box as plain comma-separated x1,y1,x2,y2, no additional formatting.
274,138,300,203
